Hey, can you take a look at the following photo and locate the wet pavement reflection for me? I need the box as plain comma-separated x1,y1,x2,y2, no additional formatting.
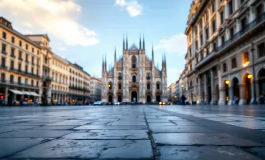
0,105,265,159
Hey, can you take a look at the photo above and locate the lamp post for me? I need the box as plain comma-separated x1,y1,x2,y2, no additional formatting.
251,43,258,105
181,84,184,95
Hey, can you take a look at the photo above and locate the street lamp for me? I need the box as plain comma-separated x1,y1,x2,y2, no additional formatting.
181,84,184,94
251,43,258,104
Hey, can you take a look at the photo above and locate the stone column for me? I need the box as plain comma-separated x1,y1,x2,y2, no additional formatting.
250,81,259,104
218,87,226,105
228,87,234,105
203,73,208,104
239,84,246,105
4,87,8,104
210,70,218,105
198,75,204,104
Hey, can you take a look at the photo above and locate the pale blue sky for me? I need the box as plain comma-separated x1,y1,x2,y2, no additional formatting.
0,0,192,85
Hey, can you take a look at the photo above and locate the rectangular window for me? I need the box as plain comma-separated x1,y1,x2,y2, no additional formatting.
10,75,13,83
231,58,237,68
205,28,209,40
2,32,6,39
220,11,224,24
25,65,28,73
223,63,227,72
200,52,204,60
11,37,15,43
242,52,249,64
228,1,233,15
19,51,22,60
200,34,203,46
1,44,6,53
31,80,34,86
195,40,198,50
18,77,21,84
26,54,29,62
32,48,34,53
19,41,22,47
258,43,265,58
213,42,217,51
212,20,216,33
25,78,28,85
18,63,21,71
241,18,247,31
10,60,14,70
36,81,39,87
31,67,34,74
26,44,28,50
230,28,234,40
37,69,39,76
221,36,225,45
1,58,5,67
257,4,263,22
32,57,34,64
11,48,15,57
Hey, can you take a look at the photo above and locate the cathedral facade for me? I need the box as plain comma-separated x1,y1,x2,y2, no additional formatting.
101,37,167,103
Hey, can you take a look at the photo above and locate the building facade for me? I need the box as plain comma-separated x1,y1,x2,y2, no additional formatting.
0,17,91,105
183,0,265,105
101,37,167,103
90,77,102,101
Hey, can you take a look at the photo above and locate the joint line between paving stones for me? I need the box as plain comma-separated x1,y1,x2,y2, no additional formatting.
143,108,160,159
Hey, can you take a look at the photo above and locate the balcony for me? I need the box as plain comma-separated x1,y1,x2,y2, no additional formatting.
0,80,39,88
42,75,53,81
196,12,265,68
10,54,16,58
1,50,7,55
18,57,23,61
69,85,89,92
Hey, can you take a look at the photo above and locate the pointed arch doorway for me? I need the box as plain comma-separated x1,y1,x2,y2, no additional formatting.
131,91,137,102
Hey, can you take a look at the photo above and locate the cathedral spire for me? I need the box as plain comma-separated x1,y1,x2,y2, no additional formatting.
123,35,125,51
102,55,105,72
143,34,145,50
139,34,142,50
152,44,154,67
126,34,128,50
105,54,107,71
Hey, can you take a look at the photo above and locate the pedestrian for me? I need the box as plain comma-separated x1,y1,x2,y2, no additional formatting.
20,97,23,106
181,95,185,105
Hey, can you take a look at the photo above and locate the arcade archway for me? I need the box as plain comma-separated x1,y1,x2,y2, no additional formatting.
131,91,137,102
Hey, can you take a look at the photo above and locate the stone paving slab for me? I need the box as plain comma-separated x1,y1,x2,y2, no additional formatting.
10,139,153,159
245,147,265,159
63,130,148,140
0,138,50,158
75,125,147,130
107,122,146,125
0,129,73,138
153,133,264,146
32,125,79,130
170,120,201,126
150,125,216,133
158,146,260,160
0,125,36,133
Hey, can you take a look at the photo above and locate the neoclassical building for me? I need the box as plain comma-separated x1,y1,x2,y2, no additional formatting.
182,0,265,105
101,37,167,103
0,17,91,105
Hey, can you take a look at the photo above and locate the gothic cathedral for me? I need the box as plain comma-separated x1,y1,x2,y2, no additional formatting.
101,36,167,103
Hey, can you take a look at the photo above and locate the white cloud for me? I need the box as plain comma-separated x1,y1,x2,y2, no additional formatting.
155,34,187,55
115,0,143,17
57,47,66,51
0,0,99,46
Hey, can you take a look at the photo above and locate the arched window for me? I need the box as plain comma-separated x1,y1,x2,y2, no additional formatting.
108,83,112,90
146,72,151,80
132,76,136,82
132,56,136,68
118,83,122,89
147,83,150,89
156,83,160,89
118,72,122,80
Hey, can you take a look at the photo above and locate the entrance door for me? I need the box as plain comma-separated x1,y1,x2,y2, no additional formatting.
118,95,122,102
146,95,151,103
156,95,161,102
108,95,113,103
131,91,137,102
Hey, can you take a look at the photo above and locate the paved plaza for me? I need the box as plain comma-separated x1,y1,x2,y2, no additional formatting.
0,105,265,159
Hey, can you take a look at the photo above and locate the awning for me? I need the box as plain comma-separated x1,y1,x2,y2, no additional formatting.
29,92,40,97
23,91,32,96
9,89,24,95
